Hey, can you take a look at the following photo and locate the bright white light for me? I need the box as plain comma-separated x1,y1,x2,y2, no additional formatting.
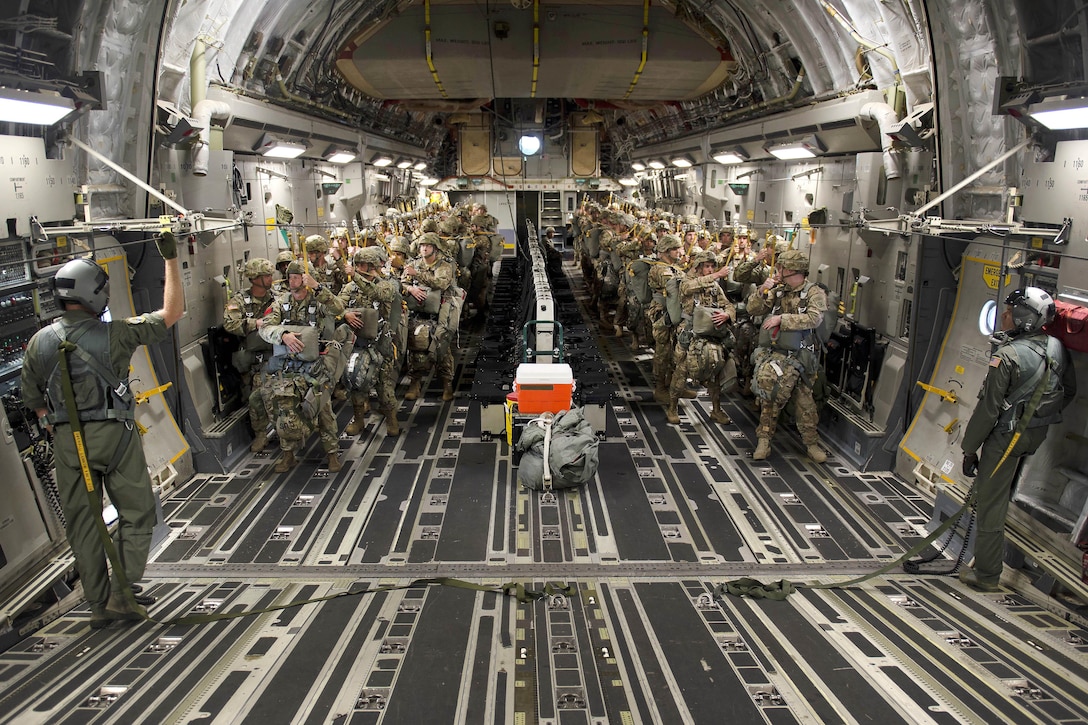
371,155,393,167
413,161,428,171
647,159,666,170
326,151,356,164
630,161,646,171
0,88,75,125
769,146,817,160
671,155,694,168
262,142,307,159
518,134,542,155
396,158,413,169
618,177,639,186
712,152,745,164
419,177,439,186
1027,97,1088,130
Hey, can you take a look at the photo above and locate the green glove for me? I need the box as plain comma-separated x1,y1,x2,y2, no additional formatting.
156,230,178,260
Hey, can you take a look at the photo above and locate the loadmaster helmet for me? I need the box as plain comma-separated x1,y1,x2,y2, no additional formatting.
658,234,682,253
776,249,809,274
1005,286,1055,333
244,257,274,279
53,258,109,315
304,234,329,254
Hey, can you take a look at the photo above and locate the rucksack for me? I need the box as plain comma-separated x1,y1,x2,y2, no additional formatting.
516,408,600,491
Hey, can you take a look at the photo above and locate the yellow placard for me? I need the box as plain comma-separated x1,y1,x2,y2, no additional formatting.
954,365,965,375
317,207,324,218
159,214,172,232
981,264,1010,290
746,209,754,221
801,217,810,228
1030,237,1044,249
265,217,277,229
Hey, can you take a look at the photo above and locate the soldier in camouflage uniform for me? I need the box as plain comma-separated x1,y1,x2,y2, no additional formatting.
667,252,735,425
273,250,295,294
304,234,349,295
402,232,458,402
389,235,410,274
468,214,499,316
339,247,404,436
647,235,696,404
622,231,657,349
731,233,787,397
222,257,276,451
259,261,347,473
746,249,828,463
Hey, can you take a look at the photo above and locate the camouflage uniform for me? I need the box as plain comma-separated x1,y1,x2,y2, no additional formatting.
259,265,347,472
401,233,458,401
746,250,827,462
668,253,736,425
273,250,294,295
647,236,688,404
222,258,276,450
305,235,349,295
339,247,405,436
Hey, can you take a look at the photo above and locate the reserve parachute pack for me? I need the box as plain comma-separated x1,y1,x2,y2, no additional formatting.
664,274,683,327
516,408,600,491
627,258,656,304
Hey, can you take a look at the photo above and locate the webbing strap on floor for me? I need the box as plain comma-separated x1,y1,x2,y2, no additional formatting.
160,578,576,626
715,497,973,600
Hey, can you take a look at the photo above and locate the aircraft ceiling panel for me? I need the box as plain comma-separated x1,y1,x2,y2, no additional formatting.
336,2,731,100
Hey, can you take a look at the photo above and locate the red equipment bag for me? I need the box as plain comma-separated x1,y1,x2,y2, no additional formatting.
1045,300,1088,353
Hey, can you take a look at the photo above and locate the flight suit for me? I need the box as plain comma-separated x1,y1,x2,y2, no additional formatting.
961,333,1075,586
22,310,169,617
259,286,346,466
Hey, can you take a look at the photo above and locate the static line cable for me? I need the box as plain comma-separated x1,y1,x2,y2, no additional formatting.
69,136,189,216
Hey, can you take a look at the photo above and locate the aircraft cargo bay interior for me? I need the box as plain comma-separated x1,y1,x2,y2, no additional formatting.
0,1,1088,724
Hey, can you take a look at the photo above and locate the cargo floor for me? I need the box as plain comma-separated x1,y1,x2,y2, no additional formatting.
2,264,1087,725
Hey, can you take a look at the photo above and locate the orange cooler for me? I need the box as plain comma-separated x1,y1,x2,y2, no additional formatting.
514,363,574,414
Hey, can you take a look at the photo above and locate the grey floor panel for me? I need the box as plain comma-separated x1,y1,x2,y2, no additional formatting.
2,271,1087,725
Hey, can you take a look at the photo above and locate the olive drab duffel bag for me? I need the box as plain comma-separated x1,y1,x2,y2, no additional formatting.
516,407,600,492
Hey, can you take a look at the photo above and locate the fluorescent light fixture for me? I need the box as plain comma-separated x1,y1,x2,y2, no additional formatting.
413,160,428,171
630,161,646,172
618,177,639,186
647,158,666,170
419,177,439,186
670,154,696,168
0,87,76,125
711,146,749,164
371,172,391,181
395,157,413,169
370,154,393,167
253,133,307,159
322,145,358,164
518,134,542,156
1026,96,1088,130
765,134,826,160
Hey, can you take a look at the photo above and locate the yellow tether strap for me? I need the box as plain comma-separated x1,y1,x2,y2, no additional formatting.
623,0,650,99
424,0,449,98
